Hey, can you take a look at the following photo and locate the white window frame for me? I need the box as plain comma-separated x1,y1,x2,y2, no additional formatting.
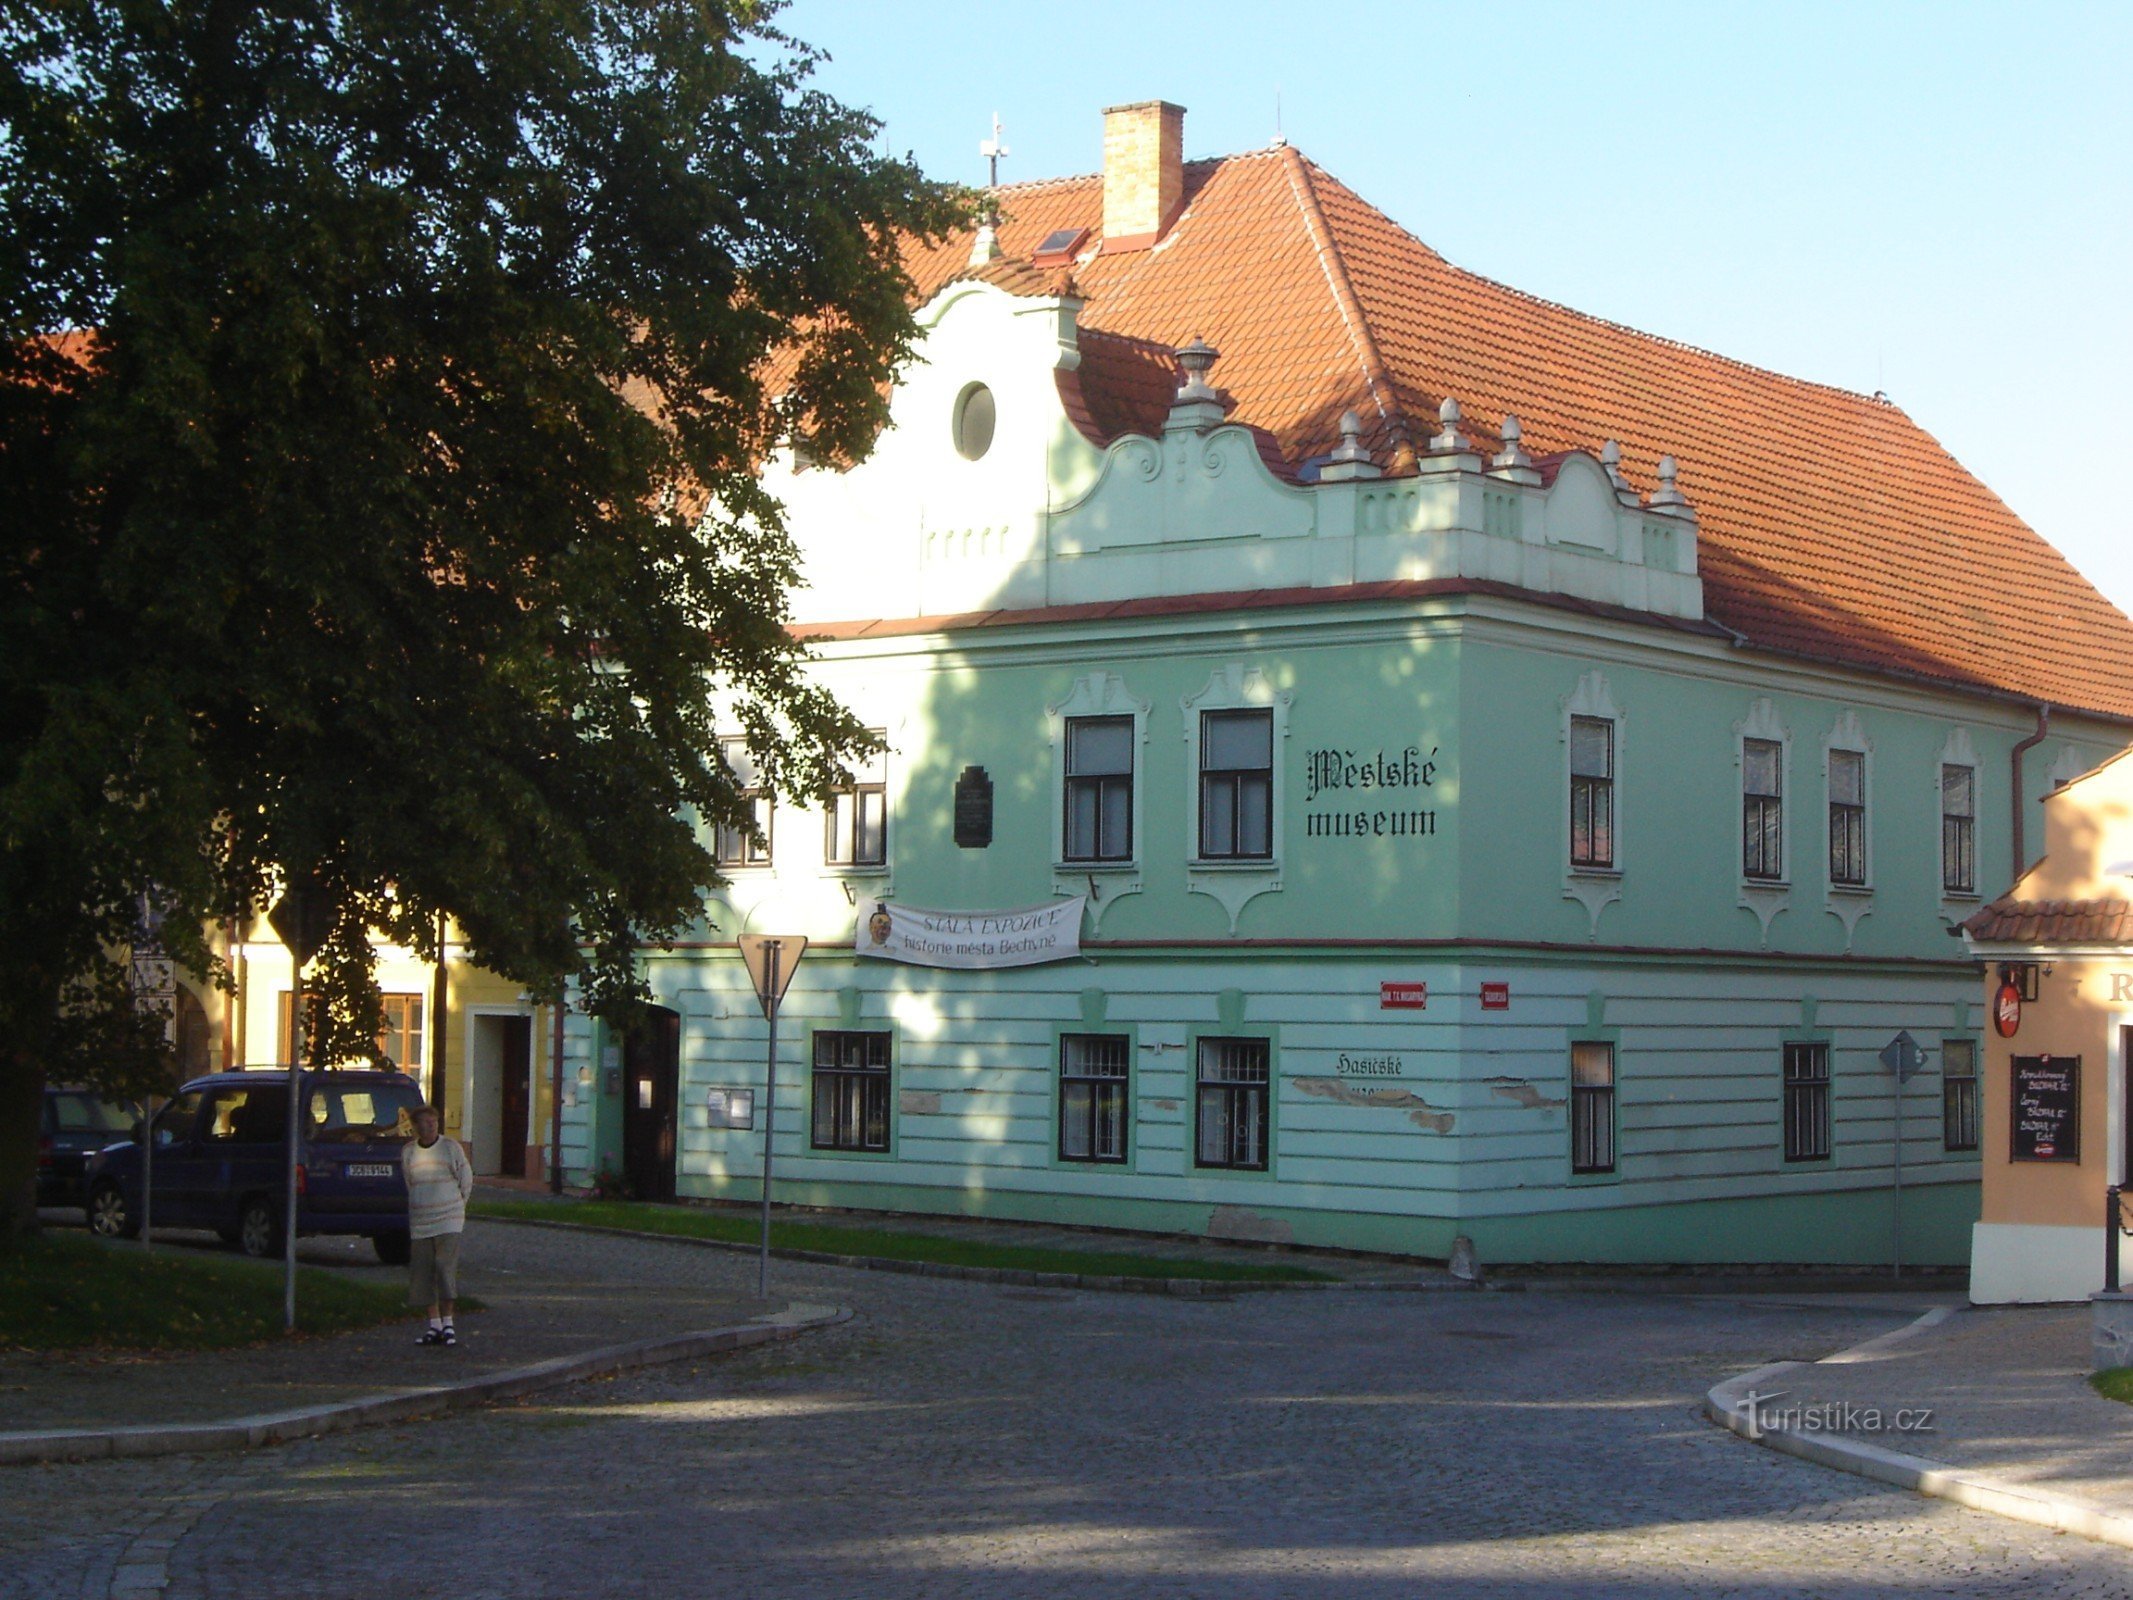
1937,727,1982,911
1735,698,1792,942
824,730,890,873
1562,671,1624,935
1048,673,1149,926
1822,712,1872,893
713,734,775,870
1181,665,1290,933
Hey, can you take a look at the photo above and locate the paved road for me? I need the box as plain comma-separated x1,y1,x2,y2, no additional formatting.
4,1224,2129,1598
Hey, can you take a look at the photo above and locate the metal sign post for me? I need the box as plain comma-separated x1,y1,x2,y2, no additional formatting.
268,876,334,1334
738,935,806,1300
1878,1030,1928,1281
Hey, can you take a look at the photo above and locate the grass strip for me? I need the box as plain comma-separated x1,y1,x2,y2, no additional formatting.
0,1232,416,1352
472,1198,1331,1282
2091,1366,2133,1405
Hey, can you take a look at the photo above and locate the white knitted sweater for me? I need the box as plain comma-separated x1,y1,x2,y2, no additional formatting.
401,1136,474,1240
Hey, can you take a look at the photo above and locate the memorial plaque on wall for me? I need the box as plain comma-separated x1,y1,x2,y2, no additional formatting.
953,765,994,848
2010,1054,2080,1162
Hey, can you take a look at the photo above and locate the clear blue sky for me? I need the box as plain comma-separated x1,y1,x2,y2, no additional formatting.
785,0,2133,620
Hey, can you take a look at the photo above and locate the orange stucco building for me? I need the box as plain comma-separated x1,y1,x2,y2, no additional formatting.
1965,746,2133,1302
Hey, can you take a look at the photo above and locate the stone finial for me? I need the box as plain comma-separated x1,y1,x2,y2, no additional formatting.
1492,413,1532,470
968,196,1002,266
1175,337,1220,402
1319,408,1382,481
1431,395,1469,453
1599,439,1628,490
1651,453,1689,510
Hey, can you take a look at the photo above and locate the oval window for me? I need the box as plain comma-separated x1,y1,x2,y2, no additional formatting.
953,383,996,461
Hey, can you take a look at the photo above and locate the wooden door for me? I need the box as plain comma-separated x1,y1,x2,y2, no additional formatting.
622,1007,681,1203
498,1016,533,1178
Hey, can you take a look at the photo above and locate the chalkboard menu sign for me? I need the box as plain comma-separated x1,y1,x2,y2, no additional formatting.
953,765,994,849
2010,1054,2080,1163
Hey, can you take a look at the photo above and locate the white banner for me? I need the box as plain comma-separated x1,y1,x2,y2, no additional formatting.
856,897,1085,969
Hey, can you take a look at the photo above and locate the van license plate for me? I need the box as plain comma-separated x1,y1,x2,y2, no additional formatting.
345,1163,394,1178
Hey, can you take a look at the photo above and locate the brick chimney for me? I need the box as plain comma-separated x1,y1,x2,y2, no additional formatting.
1102,100,1184,251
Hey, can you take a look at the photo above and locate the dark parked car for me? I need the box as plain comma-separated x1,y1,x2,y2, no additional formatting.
82,1069,425,1263
39,1087,140,1206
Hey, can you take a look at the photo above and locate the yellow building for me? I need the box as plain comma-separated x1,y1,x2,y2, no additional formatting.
1964,745,2133,1302
219,920,561,1183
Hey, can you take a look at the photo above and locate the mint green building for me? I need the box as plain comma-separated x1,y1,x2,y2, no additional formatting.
557,102,2133,1266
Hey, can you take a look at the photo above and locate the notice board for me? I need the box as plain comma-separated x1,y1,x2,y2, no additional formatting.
2010,1055,2080,1163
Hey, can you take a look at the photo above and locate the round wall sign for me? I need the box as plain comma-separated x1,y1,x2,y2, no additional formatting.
1992,980,2023,1038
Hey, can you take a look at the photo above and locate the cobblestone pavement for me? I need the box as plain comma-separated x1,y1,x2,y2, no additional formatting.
5,1226,2131,1599
1743,1302,2133,1513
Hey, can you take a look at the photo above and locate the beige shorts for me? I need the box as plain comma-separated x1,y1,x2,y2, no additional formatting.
408,1231,462,1306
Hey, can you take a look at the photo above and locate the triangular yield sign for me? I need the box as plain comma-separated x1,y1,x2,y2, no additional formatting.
737,934,807,1018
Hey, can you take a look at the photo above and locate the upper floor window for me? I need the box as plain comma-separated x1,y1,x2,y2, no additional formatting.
377,994,425,1073
1743,738,1784,881
825,735,887,868
1199,709,1273,860
1827,749,1865,886
1570,716,1615,869
1064,716,1133,863
714,737,773,868
1941,764,1976,894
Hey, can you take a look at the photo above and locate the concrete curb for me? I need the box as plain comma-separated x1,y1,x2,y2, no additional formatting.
0,1301,848,1468
474,1212,1476,1296
1705,1305,2133,1551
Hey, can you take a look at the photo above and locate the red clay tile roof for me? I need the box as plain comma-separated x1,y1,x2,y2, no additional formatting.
1963,898,2133,945
896,148,2133,720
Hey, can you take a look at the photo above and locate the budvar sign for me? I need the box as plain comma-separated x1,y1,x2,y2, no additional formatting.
857,897,1085,970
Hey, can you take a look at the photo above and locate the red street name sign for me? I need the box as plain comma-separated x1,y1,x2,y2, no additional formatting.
1480,981,1510,1010
1380,982,1427,1010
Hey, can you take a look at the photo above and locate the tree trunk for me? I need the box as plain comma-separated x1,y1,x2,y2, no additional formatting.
0,1047,46,1240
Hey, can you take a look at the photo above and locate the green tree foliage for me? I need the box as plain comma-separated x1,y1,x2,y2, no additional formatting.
0,0,963,1232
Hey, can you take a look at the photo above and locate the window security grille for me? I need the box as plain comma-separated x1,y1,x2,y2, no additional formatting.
1782,1041,1831,1162
1059,1034,1129,1162
1195,1037,1270,1169
812,1031,890,1151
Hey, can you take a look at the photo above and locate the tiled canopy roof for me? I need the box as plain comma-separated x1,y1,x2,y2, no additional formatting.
1963,898,2133,945
904,148,2133,720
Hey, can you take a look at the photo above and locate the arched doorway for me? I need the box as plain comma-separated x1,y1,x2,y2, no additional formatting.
622,1006,681,1203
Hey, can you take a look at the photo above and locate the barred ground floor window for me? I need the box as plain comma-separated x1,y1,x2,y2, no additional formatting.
1059,1034,1129,1162
1570,1041,1615,1174
1783,1041,1831,1162
1196,1037,1270,1170
812,1030,890,1152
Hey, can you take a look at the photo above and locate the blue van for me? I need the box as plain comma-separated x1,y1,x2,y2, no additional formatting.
81,1070,426,1263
